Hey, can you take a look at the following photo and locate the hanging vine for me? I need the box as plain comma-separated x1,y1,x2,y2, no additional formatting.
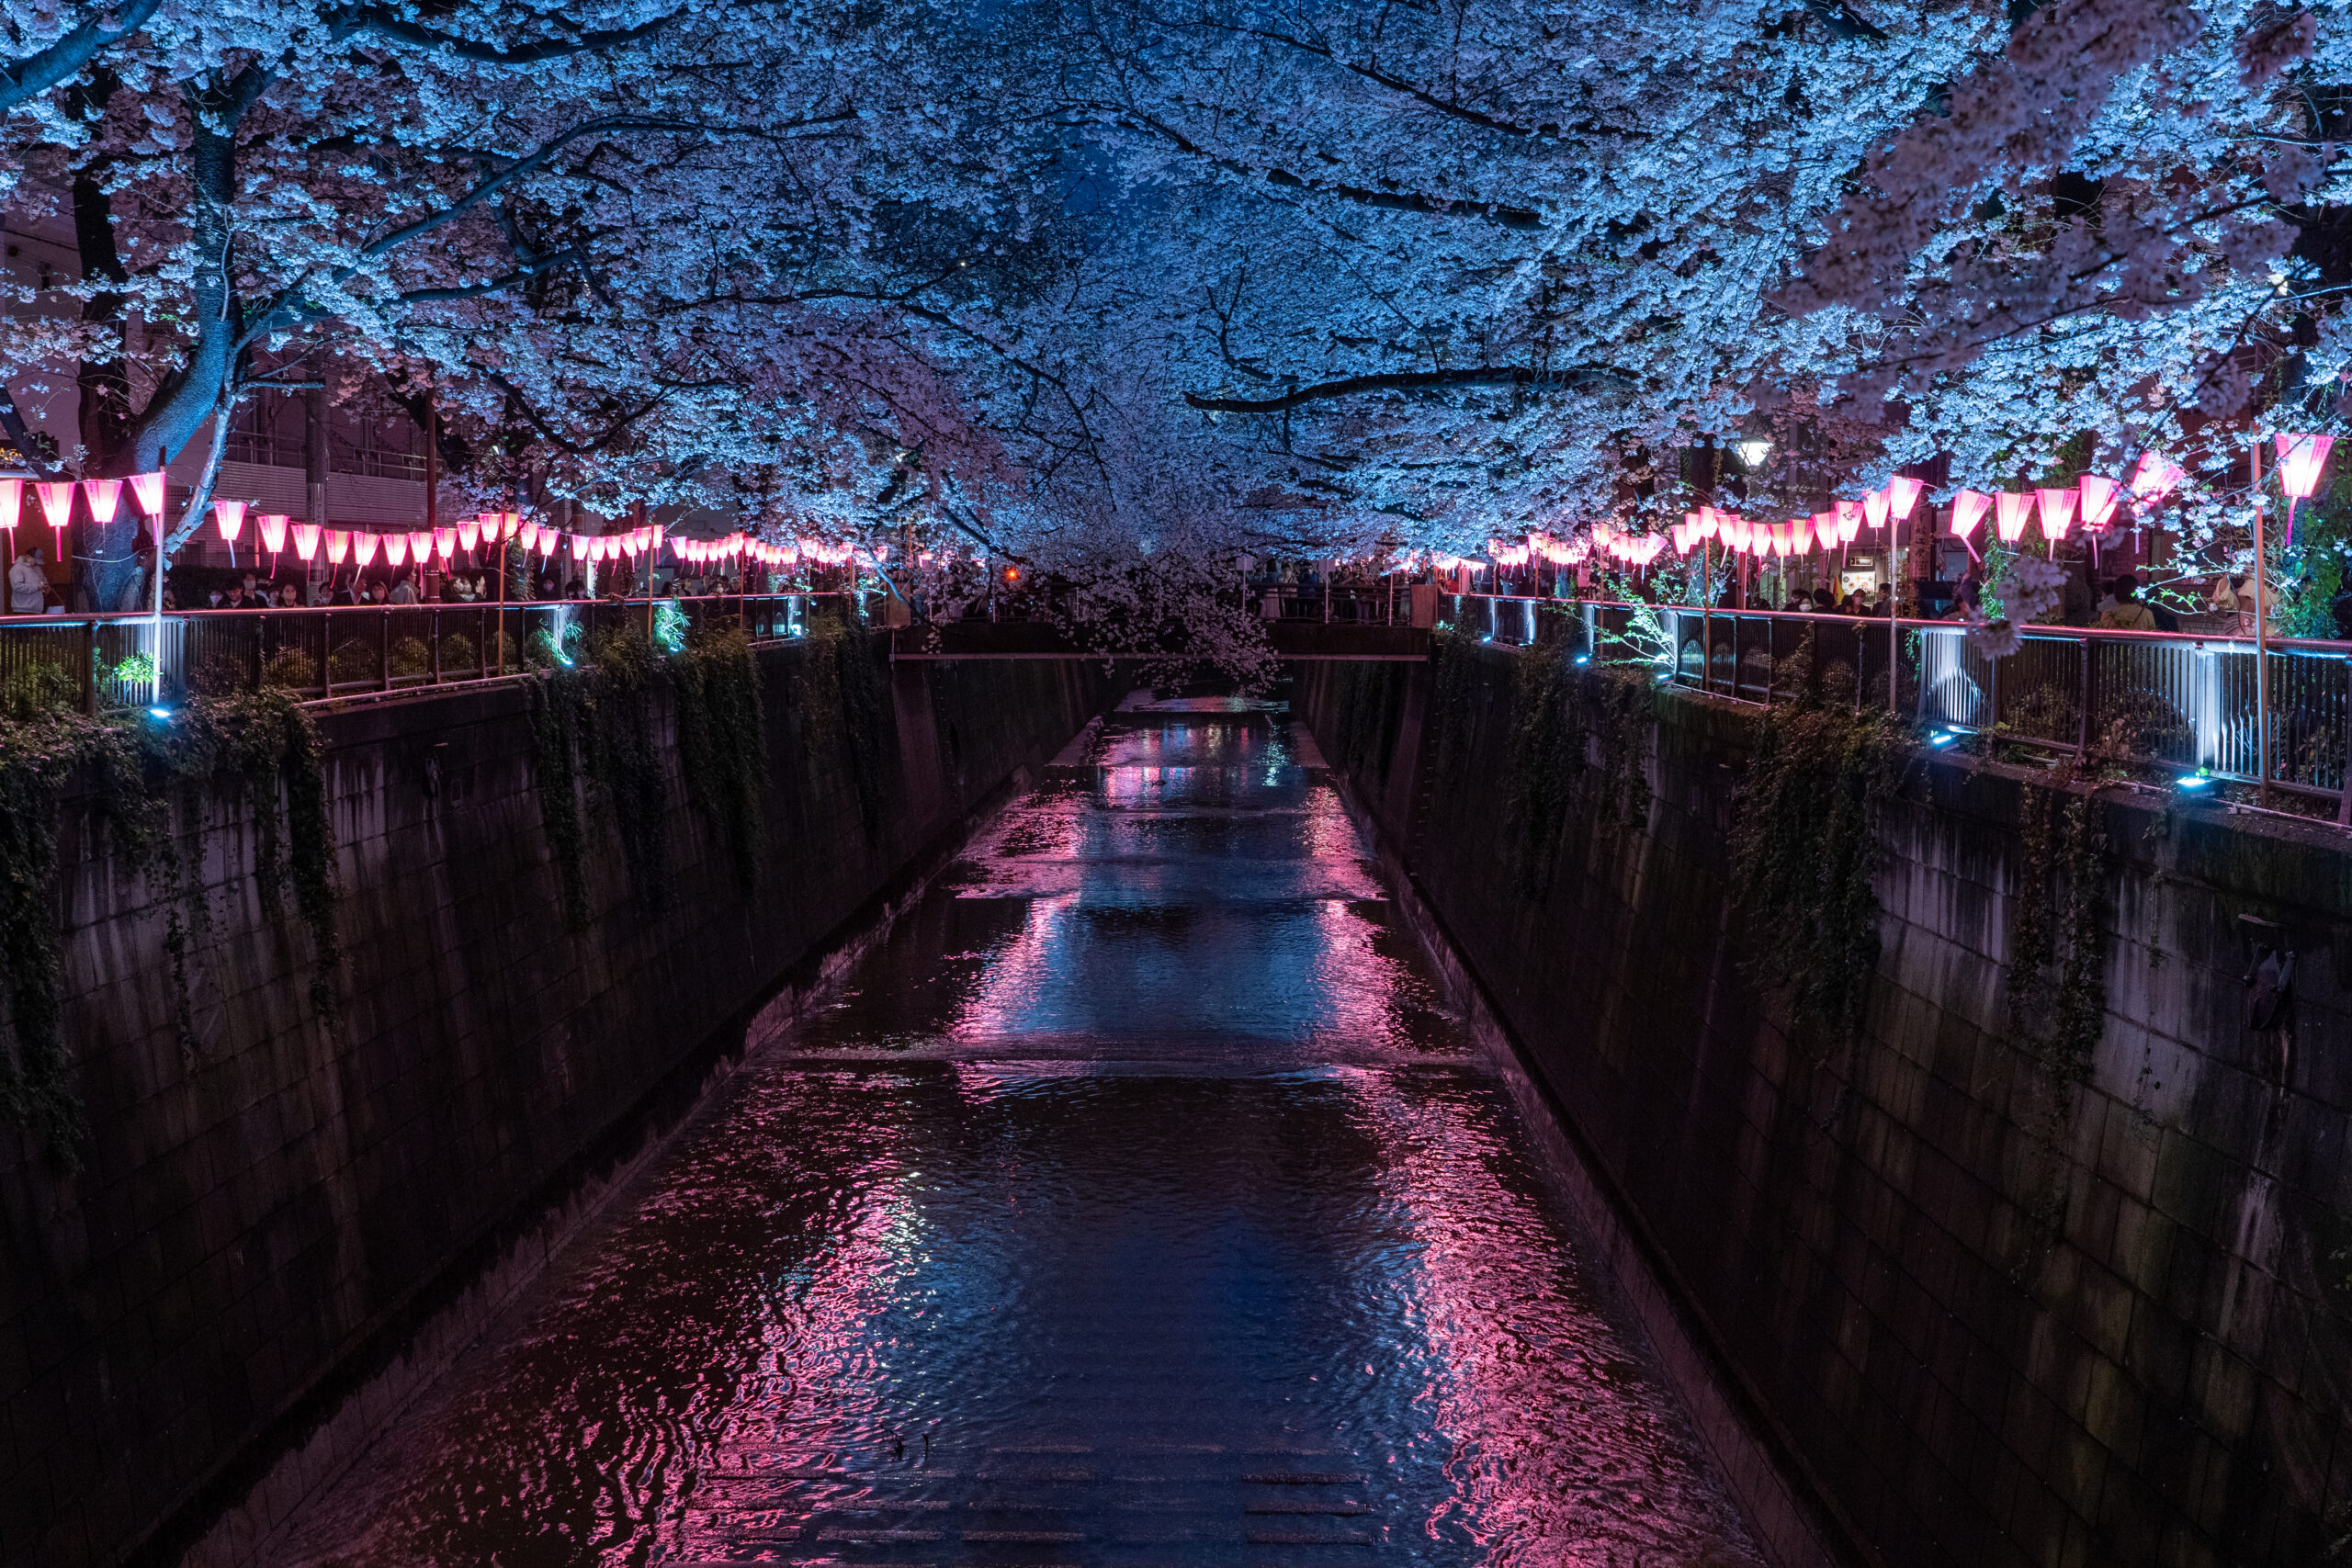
1727,687,1911,1049
0,687,341,1167
1498,646,1656,897
673,627,769,895
582,629,673,912
530,671,593,931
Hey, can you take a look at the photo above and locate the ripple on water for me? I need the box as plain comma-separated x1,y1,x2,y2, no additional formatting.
276,710,1761,1568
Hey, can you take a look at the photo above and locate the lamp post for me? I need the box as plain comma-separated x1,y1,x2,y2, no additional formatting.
2251,440,2270,805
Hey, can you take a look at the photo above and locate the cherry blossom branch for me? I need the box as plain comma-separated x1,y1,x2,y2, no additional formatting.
1182,364,1635,413
0,0,164,114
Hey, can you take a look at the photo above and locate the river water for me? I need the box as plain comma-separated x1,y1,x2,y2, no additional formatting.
280,696,1761,1568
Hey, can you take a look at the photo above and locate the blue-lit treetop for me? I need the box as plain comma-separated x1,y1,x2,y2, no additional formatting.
0,0,2344,639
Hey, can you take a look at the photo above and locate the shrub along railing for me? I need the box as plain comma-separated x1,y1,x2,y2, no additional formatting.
1438,592,2352,822
0,592,855,715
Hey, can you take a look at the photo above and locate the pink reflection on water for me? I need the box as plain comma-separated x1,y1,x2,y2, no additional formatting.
1339,1069,1760,1566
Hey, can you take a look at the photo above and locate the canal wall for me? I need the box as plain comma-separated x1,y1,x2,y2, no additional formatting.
1298,642,2352,1568
0,635,1111,1568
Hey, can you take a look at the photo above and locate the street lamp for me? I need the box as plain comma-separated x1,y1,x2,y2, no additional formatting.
1733,437,1772,470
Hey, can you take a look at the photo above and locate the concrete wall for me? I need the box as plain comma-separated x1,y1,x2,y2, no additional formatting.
0,637,1108,1568
1299,645,2352,1568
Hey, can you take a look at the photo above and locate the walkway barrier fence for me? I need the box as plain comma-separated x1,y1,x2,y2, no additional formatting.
1435,592,2352,821
0,592,853,714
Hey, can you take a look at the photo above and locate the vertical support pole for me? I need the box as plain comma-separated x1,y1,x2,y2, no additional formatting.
2077,636,2093,757
2339,656,2351,826
2252,441,2272,804
319,609,330,700
379,607,390,694
430,607,442,685
1700,539,1713,694
305,382,328,604
423,395,439,605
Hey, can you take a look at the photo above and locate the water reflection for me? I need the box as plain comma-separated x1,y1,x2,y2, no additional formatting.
280,703,1759,1567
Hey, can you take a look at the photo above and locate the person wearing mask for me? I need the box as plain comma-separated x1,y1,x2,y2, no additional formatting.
562,576,587,599
2098,573,2157,630
389,574,417,605
537,574,560,600
240,570,262,604
206,587,225,608
8,546,49,615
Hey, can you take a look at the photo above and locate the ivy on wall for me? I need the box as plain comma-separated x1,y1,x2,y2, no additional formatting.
1501,645,1655,897
673,628,769,895
0,688,341,1167
1727,665,1910,1050
792,615,891,836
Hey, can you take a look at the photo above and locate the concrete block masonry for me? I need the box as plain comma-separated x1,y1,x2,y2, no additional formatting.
1300,642,2352,1568
0,636,1111,1568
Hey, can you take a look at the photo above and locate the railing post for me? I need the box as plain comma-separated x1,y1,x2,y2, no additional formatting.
81,621,96,716
2341,655,2352,827
380,608,392,693
430,608,442,685
2077,637,2093,757
319,610,332,701
1764,615,1775,706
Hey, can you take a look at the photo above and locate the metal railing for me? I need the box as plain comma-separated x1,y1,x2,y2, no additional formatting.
0,592,854,714
1253,586,1407,625
1435,592,2352,821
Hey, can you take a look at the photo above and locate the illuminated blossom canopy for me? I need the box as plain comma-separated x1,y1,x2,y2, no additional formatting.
0,0,2343,648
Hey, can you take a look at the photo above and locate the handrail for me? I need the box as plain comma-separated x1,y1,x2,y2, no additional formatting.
1442,593,2352,822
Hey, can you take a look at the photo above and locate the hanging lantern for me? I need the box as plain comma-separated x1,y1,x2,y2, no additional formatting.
2276,432,2335,548
2128,451,2183,506
324,529,350,566
82,477,123,525
1994,492,2033,543
1863,490,1890,530
1951,490,1992,547
1792,515,1815,553
456,518,481,553
433,526,456,563
291,523,321,561
353,531,380,568
1888,475,1927,522
1835,501,1863,544
385,532,411,568
407,529,433,563
2035,488,2078,540
214,499,247,542
0,478,18,532
1770,522,1792,555
130,471,167,517
2078,473,2121,531
36,481,74,536
257,513,289,552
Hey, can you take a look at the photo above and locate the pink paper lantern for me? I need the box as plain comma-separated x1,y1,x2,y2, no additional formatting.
456,518,481,553
1791,516,1815,553
256,513,288,552
1863,490,1889,530
1951,490,1992,543
290,523,321,561
1887,475,1927,522
1994,492,2033,543
353,531,380,568
214,499,246,542
2035,487,2078,540
81,477,123,525
129,471,167,517
0,478,20,531
2128,451,2182,504
408,529,434,562
384,532,410,568
324,529,350,566
433,526,456,563
36,481,74,535
2078,474,2121,531
2276,433,2334,501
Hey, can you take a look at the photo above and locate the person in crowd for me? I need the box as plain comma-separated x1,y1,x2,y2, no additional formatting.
159,584,178,611
536,573,559,600
389,574,417,604
563,576,587,599
8,547,49,614
2098,572,2157,630
240,570,262,603
1808,587,1834,611
1945,578,1983,619
2092,576,2120,618
1871,583,1894,615
221,582,246,609
206,587,224,608
332,579,358,606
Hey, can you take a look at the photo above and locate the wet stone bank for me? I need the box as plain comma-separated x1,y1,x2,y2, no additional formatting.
264,697,1765,1567
1298,641,2352,1568
1,635,1111,1568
